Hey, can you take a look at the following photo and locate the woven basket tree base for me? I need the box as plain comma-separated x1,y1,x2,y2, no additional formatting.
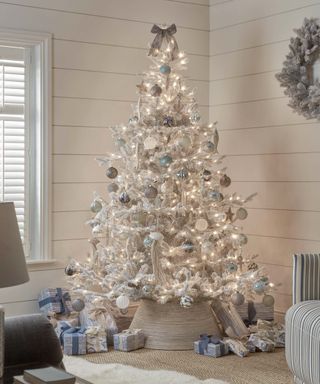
129,299,221,350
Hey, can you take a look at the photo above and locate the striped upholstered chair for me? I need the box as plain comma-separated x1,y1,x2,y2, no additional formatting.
286,254,320,384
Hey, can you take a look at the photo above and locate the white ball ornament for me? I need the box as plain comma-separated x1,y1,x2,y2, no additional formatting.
116,295,130,310
236,208,248,220
195,218,208,231
144,136,158,150
150,232,164,241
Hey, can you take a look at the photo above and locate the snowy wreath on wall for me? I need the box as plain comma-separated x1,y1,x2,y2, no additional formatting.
276,18,320,120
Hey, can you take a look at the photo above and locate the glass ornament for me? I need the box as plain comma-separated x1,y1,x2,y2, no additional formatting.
106,166,118,179
176,136,191,150
253,280,266,294
190,111,201,124
163,116,174,127
90,200,102,213
65,265,75,276
144,136,158,150
159,154,173,167
220,174,231,187
204,141,215,152
150,84,162,97
116,294,130,309
202,170,211,181
119,192,130,204
213,212,227,223
231,291,245,306
180,295,193,308
208,190,223,202
195,218,208,231
238,233,248,245
263,294,275,307
227,262,238,273
71,298,85,312
176,168,189,179
107,183,119,193
143,236,153,247
144,185,158,199
159,64,171,74
181,240,194,253
142,284,153,295
236,208,248,220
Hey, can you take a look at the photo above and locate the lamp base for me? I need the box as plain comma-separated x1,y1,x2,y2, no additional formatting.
0,306,4,378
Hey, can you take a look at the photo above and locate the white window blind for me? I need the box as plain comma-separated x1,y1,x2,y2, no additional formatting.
0,45,29,254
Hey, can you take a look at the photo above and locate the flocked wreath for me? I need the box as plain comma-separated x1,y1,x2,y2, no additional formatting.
276,18,320,120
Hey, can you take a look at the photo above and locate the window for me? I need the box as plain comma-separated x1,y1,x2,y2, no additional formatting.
0,29,52,261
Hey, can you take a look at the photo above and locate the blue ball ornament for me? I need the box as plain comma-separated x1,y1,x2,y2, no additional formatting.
159,154,173,167
181,241,194,253
143,236,153,248
253,280,266,294
205,141,216,152
160,64,171,75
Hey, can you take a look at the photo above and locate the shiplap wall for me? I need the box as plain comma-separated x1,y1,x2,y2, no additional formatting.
0,0,209,315
210,0,320,318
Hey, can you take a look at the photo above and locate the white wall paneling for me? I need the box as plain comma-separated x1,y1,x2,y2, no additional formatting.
210,0,320,316
0,0,209,314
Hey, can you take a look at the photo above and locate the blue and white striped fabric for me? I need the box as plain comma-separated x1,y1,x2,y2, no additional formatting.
293,254,320,304
286,254,320,384
286,301,320,384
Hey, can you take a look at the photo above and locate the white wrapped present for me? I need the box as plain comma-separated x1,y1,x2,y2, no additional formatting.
85,326,108,353
113,329,145,351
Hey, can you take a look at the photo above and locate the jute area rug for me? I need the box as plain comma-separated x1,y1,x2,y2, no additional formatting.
80,348,293,384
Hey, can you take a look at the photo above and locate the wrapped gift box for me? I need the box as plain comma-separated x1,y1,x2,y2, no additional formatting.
113,329,145,351
38,288,72,315
80,304,118,345
194,335,229,358
224,338,249,358
234,301,274,324
248,334,276,352
61,327,87,355
85,326,108,353
55,318,79,340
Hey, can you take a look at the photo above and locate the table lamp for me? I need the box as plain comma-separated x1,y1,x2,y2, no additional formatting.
0,202,30,378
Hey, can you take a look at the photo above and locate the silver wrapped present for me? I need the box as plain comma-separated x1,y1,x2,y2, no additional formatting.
85,326,108,353
204,341,229,358
224,338,249,358
113,329,145,351
248,334,276,352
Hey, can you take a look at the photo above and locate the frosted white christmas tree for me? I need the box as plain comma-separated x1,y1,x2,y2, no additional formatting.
66,24,274,313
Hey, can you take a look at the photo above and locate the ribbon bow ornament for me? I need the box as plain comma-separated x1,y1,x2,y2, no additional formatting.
148,24,180,60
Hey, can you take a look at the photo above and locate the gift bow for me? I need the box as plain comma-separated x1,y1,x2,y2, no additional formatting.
85,326,105,336
121,329,142,335
89,306,108,320
148,24,179,60
59,324,86,346
56,288,71,315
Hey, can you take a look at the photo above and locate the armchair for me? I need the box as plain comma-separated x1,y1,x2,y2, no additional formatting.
286,254,320,384
2,314,64,384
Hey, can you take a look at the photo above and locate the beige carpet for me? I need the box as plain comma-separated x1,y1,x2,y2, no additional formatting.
82,348,293,384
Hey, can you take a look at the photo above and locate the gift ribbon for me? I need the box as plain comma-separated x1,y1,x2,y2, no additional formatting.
60,325,86,354
148,24,179,60
39,288,71,315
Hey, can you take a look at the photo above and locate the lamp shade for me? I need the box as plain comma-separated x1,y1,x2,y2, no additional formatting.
0,202,29,288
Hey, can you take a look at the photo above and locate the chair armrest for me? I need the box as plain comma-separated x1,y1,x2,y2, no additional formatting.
4,314,63,368
293,254,320,304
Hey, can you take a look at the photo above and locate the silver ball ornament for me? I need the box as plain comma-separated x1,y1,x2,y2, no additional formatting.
253,280,266,295
71,298,85,312
180,295,194,308
181,240,194,253
190,111,201,124
208,190,223,202
65,265,75,276
108,183,119,193
220,174,231,187
150,84,162,97
227,262,238,273
119,192,130,204
263,294,275,307
205,141,215,152
202,170,211,181
231,292,245,306
90,200,102,213
144,185,158,199
143,236,153,247
238,233,248,245
106,167,118,179
176,168,189,179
